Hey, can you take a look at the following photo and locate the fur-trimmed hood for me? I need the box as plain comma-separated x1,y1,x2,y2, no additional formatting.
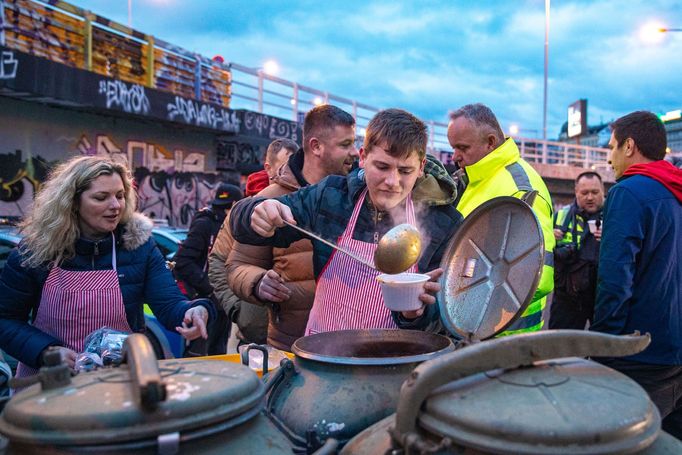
120,213,154,250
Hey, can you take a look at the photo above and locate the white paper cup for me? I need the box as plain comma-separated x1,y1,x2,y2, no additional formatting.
588,219,598,233
376,273,430,312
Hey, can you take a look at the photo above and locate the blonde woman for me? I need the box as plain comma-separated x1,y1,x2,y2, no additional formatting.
0,156,213,377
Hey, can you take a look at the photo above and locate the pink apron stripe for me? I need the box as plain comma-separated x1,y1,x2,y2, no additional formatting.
306,189,418,335
16,236,132,379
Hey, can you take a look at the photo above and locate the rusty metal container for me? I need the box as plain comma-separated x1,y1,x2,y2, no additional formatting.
0,334,292,454
341,330,682,454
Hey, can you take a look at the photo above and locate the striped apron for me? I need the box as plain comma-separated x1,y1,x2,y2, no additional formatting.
305,188,417,335
16,235,132,378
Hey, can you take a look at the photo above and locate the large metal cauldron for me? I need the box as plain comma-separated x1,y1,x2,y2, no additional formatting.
341,331,682,455
266,328,454,452
0,334,292,454
267,196,548,453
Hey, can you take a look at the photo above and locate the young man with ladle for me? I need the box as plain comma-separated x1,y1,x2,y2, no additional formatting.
231,108,463,334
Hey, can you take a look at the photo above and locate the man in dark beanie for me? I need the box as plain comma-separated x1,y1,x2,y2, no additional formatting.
174,182,242,354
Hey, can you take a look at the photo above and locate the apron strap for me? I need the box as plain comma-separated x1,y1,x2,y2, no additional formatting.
111,233,117,271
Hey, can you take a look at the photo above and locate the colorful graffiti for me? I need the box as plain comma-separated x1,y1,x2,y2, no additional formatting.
98,80,151,115
0,51,18,79
0,150,51,217
241,111,299,142
167,96,239,132
215,139,261,171
134,168,221,227
76,133,207,173
75,133,228,226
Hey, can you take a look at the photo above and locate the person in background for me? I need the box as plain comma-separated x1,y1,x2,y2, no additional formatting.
591,111,682,439
230,108,462,337
0,156,213,376
207,138,298,347
220,105,357,350
447,103,554,335
245,138,297,196
549,171,605,329
174,182,242,354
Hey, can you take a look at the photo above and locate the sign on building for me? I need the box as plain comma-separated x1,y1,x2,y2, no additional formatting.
567,99,587,138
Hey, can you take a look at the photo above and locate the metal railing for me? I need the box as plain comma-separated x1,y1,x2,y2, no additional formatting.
1,0,611,170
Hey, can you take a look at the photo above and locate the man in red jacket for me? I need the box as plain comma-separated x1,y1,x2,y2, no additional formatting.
245,138,298,196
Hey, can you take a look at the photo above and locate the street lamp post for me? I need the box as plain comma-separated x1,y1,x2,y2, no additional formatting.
543,0,550,142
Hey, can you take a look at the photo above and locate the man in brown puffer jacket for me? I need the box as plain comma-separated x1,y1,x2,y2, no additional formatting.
208,138,297,346
222,104,357,351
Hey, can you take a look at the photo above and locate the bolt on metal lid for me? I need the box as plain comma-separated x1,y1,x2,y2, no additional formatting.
438,196,544,341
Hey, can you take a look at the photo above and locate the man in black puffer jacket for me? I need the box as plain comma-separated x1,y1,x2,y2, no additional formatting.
174,182,243,354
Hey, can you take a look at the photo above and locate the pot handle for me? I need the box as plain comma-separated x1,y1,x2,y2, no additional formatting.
391,330,650,448
123,333,167,411
240,343,269,376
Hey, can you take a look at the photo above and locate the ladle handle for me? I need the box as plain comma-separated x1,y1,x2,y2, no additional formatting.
391,330,651,448
282,220,375,270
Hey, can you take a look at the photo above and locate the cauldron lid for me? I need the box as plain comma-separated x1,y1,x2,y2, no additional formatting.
0,358,264,447
419,357,660,454
438,196,544,341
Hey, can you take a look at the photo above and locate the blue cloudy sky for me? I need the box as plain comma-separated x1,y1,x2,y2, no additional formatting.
71,0,681,139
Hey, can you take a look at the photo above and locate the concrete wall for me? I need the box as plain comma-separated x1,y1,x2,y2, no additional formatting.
0,97,270,226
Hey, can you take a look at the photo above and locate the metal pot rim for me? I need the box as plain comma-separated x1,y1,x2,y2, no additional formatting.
292,329,455,365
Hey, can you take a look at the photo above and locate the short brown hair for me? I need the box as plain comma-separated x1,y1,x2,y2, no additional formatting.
264,138,298,167
364,108,428,160
303,105,355,153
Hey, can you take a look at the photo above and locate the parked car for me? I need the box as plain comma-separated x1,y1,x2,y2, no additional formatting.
0,225,22,276
151,223,189,261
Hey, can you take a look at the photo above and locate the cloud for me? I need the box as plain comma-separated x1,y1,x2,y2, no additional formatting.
70,0,682,142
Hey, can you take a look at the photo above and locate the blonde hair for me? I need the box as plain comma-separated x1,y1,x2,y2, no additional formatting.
20,156,137,268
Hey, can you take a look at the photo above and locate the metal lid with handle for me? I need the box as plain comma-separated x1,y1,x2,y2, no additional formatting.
438,196,544,341
389,330,659,454
0,334,265,449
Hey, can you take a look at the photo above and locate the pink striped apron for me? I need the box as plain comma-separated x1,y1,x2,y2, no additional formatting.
305,188,417,335
16,235,132,378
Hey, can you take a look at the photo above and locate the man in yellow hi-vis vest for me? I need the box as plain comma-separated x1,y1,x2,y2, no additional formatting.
447,103,555,335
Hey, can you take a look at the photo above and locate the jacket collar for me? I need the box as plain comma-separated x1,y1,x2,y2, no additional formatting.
465,137,519,185
346,154,460,207
273,155,305,192
285,148,309,188
75,213,153,255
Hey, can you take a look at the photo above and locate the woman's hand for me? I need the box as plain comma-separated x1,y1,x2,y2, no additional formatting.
176,305,209,341
51,346,78,369
400,268,443,319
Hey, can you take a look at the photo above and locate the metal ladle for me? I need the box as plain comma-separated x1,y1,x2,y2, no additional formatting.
282,221,421,274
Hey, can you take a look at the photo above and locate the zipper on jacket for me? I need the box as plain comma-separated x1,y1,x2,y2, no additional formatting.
92,241,100,269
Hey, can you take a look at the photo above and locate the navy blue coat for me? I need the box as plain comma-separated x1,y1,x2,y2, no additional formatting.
0,214,215,368
591,174,682,364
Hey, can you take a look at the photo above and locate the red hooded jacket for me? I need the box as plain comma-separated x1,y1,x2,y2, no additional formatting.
245,170,270,197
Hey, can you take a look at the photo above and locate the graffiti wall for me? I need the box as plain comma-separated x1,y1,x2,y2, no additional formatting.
0,96,260,226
